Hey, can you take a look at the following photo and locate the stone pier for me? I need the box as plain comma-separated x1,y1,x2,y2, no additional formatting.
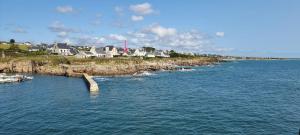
83,73,99,92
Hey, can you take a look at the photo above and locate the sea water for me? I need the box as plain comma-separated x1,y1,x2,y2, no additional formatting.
0,60,299,134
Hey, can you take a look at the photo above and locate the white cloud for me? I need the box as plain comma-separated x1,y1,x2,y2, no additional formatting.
129,3,153,15
57,31,68,37
56,6,75,14
108,34,127,41
216,32,225,37
62,38,73,44
131,15,144,21
146,24,177,37
96,13,102,18
62,24,230,53
115,6,123,12
12,28,27,33
49,21,73,32
114,6,124,16
72,35,106,45
91,20,101,26
135,30,209,51
121,25,231,53
48,21,79,38
90,13,102,26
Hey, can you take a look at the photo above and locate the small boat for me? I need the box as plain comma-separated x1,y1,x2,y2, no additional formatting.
0,74,33,83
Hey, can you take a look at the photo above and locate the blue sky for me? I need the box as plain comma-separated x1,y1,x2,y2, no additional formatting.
0,0,299,57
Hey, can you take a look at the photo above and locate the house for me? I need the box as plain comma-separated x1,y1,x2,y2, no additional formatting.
24,42,32,46
104,45,119,57
155,50,170,58
132,48,146,57
126,48,135,56
51,43,77,56
183,52,195,56
146,52,155,58
0,41,9,45
75,51,94,58
90,46,106,57
28,46,40,52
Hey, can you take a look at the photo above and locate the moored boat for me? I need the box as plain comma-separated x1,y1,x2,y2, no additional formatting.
0,74,33,83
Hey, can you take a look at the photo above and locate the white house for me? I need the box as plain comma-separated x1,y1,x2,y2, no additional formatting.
28,46,40,52
24,42,32,46
146,52,155,58
90,46,106,57
75,51,94,58
132,48,146,57
51,43,77,56
155,50,170,58
104,45,119,58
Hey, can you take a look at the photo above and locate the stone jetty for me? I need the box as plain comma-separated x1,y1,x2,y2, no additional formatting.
83,73,99,92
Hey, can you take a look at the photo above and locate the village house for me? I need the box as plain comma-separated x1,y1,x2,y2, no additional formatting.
28,46,40,52
104,45,119,58
51,43,78,56
132,48,146,57
24,42,32,46
0,41,9,45
126,48,135,56
75,51,95,58
90,46,106,57
155,50,170,58
146,52,156,58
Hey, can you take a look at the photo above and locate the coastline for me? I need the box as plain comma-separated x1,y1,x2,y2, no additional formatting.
0,56,221,77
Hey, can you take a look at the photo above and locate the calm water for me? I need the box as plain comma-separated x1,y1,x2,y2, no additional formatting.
0,60,299,135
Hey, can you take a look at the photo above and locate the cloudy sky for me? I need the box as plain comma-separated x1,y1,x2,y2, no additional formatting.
0,0,299,57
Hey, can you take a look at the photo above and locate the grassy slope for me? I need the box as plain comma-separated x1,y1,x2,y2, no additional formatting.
0,44,29,51
0,55,218,66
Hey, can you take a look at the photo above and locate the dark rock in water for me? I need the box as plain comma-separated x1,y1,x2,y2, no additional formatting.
175,66,192,71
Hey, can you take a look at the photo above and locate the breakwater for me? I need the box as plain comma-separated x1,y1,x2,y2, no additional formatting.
82,73,99,92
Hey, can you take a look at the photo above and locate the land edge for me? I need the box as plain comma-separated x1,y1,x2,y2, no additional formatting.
0,58,221,77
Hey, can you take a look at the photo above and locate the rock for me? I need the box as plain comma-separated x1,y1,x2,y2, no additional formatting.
0,58,219,76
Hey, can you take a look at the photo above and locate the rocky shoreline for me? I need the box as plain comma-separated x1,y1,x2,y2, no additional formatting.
0,57,220,77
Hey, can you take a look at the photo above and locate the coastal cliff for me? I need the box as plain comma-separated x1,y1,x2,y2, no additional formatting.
0,56,219,76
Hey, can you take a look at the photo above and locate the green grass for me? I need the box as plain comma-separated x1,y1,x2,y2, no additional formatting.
0,44,29,51
0,55,219,66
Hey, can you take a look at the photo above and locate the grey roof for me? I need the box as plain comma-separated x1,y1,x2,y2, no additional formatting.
105,45,114,51
57,43,70,49
117,47,124,51
155,50,169,56
48,44,54,48
95,47,106,54
70,47,79,54
85,51,93,55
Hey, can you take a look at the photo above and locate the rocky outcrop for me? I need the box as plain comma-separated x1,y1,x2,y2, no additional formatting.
0,58,219,76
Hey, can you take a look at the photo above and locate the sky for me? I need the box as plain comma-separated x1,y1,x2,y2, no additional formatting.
0,0,299,58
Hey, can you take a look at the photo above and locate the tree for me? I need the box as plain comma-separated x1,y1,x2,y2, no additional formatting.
9,39,15,44
8,39,20,52
169,50,194,58
143,47,155,52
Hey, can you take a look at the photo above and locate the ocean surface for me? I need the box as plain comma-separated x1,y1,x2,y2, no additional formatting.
0,60,299,135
